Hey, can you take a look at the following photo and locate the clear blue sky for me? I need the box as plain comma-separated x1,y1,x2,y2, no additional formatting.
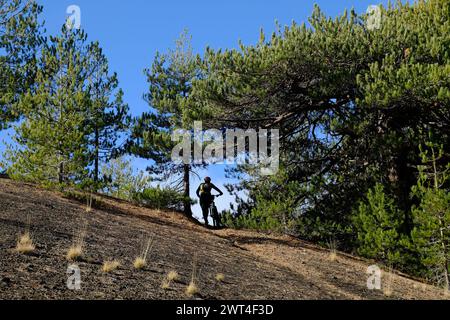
1,0,390,221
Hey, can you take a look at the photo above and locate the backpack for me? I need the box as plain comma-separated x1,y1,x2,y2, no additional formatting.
199,183,212,195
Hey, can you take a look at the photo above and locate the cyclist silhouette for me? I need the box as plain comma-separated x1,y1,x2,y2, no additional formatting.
196,177,223,227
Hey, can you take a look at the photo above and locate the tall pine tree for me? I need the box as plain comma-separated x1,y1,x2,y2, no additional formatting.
128,30,201,217
85,41,130,185
4,26,91,186
0,0,43,130
411,142,450,290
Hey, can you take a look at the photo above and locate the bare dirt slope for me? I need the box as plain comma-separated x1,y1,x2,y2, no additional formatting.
0,178,447,300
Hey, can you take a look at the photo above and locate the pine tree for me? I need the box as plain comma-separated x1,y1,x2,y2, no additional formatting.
85,41,130,185
4,26,91,186
0,0,43,130
194,0,450,246
101,157,150,201
128,30,201,217
224,168,301,234
411,142,450,290
353,183,404,265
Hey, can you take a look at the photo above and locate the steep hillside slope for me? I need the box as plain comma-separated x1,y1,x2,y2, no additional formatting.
0,178,446,300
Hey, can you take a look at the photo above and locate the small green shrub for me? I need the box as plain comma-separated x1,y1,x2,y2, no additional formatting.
133,187,194,211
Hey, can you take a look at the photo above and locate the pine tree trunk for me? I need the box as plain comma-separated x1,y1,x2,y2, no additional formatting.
94,127,99,183
183,164,192,217
59,161,64,184
391,147,416,233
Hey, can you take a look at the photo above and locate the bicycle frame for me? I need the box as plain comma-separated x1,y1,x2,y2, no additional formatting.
209,195,221,227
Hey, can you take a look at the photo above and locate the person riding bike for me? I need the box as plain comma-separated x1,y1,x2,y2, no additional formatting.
196,177,223,227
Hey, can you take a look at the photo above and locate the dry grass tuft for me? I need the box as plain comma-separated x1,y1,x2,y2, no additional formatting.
161,270,180,290
84,192,94,213
66,245,83,261
329,252,337,262
66,219,87,261
327,238,338,262
383,287,393,297
185,254,200,297
167,270,179,282
102,260,120,273
383,267,394,297
161,279,171,290
215,273,225,282
16,215,35,254
133,257,146,270
16,232,35,254
133,235,154,270
186,281,198,297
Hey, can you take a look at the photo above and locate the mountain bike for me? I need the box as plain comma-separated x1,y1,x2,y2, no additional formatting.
210,195,221,228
